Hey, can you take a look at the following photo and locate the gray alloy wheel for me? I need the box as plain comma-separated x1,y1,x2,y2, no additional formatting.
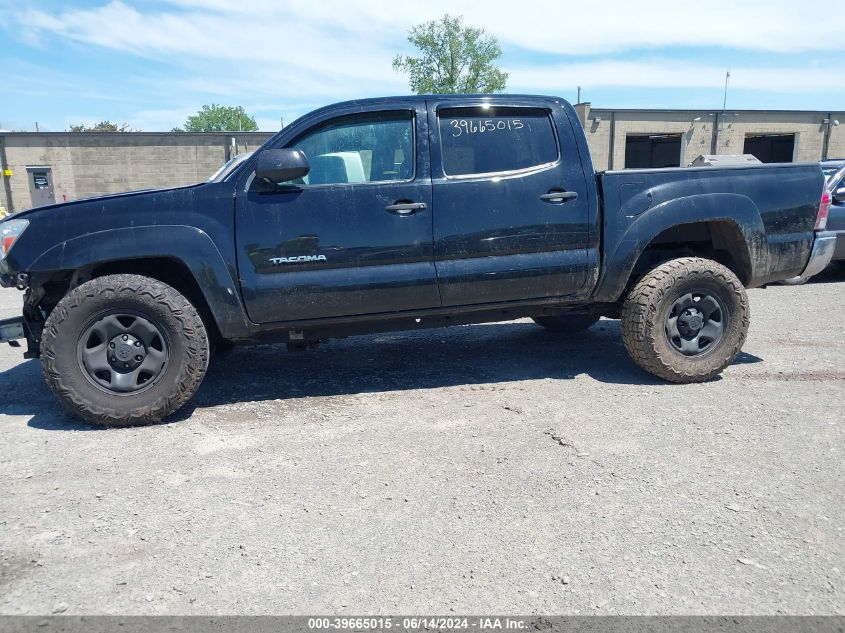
77,311,170,395
664,290,726,357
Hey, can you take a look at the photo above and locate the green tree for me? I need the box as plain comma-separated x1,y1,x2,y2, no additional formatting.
178,105,258,132
393,14,508,94
69,121,136,132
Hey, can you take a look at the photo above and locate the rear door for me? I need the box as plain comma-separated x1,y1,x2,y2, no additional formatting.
427,98,593,306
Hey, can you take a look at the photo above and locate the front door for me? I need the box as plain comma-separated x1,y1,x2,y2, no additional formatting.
235,105,439,324
427,98,593,306
27,167,55,208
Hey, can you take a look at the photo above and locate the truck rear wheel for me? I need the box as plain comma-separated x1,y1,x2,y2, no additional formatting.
620,257,749,383
532,314,600,333
41,274,209,426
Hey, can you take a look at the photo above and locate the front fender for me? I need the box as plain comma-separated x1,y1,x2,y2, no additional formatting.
29,225,252,339
593,193,767,302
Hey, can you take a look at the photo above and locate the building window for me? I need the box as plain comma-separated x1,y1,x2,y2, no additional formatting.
624,134,682,168
437,107,558,176
31,172,50,189
743,133,795,163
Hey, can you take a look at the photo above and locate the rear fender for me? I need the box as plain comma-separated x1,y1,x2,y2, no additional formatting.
594,193,767,302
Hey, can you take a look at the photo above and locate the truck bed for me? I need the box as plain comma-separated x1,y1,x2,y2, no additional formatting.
594,162,825,301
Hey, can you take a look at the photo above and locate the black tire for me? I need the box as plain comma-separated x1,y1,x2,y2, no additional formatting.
620,257,749,383
532,314,600,333
41,274,210,426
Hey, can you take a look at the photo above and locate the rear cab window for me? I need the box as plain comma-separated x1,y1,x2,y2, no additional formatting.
437,107,559,177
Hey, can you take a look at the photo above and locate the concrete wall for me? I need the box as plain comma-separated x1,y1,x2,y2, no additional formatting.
577,104,845,171
0,132,272,213
2,110,843,213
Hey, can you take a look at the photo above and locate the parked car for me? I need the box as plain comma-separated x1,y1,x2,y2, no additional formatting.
821,158,845,182
824,162,845,263
782,159,844,282
0,95,835,425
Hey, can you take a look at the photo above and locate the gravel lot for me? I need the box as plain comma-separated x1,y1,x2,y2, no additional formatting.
0,269,843,615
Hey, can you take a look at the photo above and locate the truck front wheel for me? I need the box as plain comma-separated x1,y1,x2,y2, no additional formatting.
620,257,749,383
41,274,210,426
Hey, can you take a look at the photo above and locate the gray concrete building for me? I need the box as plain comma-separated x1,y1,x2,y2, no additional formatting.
1,106,843,213
574,104,845,171
0,131,272,214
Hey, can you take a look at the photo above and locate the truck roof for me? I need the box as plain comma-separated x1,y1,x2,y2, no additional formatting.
291,94,567,123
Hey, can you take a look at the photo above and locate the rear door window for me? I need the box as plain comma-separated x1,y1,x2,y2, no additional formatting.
437,107,558,177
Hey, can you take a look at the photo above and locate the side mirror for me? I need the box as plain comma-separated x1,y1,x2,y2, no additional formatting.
834,187,845,204
255,149,309,183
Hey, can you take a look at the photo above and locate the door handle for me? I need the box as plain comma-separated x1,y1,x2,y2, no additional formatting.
385,201,427,215
540,190,578,203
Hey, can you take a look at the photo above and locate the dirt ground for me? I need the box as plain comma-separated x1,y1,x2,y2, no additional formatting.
0,268,843,615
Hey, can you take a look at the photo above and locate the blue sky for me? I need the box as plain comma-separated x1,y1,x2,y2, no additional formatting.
0,0,841,132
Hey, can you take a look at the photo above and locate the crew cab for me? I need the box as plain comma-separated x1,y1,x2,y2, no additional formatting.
0,95,836,425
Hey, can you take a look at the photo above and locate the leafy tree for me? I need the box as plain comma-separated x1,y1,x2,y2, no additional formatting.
178,105,258,132
393,14,508,94
69,121,136,132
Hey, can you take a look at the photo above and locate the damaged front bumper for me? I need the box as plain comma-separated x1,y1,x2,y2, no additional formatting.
0,272,29,289
0,316,26,348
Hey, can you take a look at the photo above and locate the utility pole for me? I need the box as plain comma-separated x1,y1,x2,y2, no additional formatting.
712,70,730,155
577,86,581,104
822,115,839,160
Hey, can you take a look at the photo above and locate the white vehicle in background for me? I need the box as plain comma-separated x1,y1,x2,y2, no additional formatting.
780,159,843,284
821,160,845,265
821,158,845,183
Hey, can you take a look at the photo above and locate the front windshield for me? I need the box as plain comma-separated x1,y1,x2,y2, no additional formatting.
207,152,253,183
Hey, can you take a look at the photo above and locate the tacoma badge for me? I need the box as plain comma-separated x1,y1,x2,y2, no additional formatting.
269,255,327,265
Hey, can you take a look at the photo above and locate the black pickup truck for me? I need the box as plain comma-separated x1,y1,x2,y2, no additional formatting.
0,95,836,425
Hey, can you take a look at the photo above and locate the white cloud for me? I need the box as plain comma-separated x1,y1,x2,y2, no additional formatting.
17,1,404,83
508,60,834,93
3,0,842,129
437,0,839,55
17,0,842,59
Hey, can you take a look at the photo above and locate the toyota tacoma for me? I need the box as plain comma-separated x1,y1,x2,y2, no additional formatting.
0,95,836,425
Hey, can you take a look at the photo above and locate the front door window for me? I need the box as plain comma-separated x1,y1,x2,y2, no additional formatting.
280,111,414,186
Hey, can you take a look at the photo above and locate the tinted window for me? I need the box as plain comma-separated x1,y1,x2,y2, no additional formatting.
285,111,414,186
32,173,49,189
438,107,557,176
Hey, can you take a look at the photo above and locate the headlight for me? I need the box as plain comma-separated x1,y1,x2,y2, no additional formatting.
1,219,29,260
